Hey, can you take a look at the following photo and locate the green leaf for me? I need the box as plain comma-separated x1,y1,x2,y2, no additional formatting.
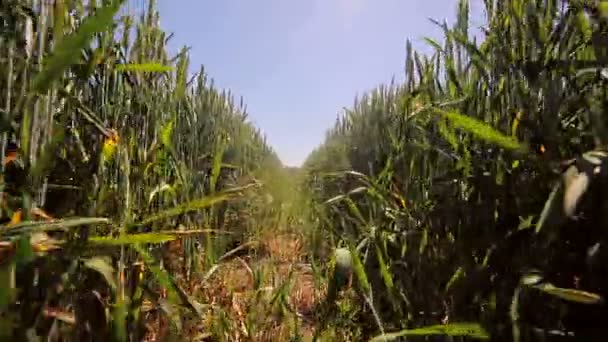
532,283,604,304
135,185,254,227
325,194,347,205
112,294,128,341
521,273,543,286
423,37,444,52
535,182,564,233
148,182,178,204
0,262,16,310
510,287,521,341
370,322,490,341
174,47,190,99
599,2,608,18
435,109,527,151
345,197,366,225
15,234,35,267
348,245,370,294
89,232,177,246
517,216,535,231
576,9,592,41
83,257,116,290
115,63,174,73
133,245,180,304
445,266,465,292
375,246,394,291
160,120,175,153
32,0,125,93
419,229,428,254
133,245,203,317
2,217,111,236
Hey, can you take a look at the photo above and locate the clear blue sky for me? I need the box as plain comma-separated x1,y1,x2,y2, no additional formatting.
151,0,484,167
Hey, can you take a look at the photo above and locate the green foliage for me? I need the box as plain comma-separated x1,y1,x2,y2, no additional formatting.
6,0,608,340
0,0,287,340
90,232,178,246
32,0,124,93
302,0,608,339
435,108,527,152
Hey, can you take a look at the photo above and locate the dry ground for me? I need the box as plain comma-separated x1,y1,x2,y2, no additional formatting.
143,231,327,341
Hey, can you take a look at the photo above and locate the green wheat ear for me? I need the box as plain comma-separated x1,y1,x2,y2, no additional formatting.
325,248,353,305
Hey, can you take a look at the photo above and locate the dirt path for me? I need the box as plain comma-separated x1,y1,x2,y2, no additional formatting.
144,232,325,341
208,232,322,341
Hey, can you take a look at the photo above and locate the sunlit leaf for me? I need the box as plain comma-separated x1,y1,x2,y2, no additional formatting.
325,194,347,205
89,232,177,246
148,182,178,204
370,322,490,341
445,266,465,292
83,257,116,290
135,185,254,227
533,283,604,304
419,229,428,254
376,246,394,291
348,245,370,294
521,273,543,286
2,217,111,236
435,109,527,151
517,216,535,231
160,120,174,152
535,182,564,233
115,63,174,73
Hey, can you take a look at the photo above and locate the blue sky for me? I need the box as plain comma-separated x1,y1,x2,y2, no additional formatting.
151,0,484,166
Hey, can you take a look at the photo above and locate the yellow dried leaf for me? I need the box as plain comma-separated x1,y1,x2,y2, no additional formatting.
102,129,120,161
9,210,22,225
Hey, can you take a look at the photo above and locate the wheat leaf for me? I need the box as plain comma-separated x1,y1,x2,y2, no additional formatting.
435,109,527,151
370,322,490,341
32,0,124,93
115,63,174,73
83,257,116,290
